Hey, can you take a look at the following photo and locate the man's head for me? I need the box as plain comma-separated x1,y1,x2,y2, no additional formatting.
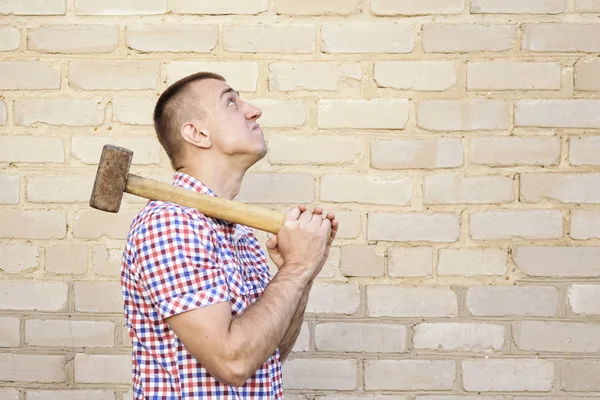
153,72,265,170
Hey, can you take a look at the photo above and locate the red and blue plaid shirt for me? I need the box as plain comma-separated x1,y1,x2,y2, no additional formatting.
121,171,283,399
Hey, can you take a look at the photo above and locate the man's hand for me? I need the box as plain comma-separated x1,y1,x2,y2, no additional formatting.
266,206,338,276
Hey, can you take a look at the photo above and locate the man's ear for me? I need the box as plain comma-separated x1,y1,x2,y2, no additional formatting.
181,122,211,149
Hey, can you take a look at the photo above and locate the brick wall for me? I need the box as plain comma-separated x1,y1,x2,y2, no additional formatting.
1,0,600,398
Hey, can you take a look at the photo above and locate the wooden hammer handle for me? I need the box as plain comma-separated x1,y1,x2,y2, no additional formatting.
125,174,285,234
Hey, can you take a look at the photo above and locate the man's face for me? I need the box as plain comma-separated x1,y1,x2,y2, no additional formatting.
193,78,266,163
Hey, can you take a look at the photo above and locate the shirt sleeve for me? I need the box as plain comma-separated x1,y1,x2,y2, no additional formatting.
137,206,232,320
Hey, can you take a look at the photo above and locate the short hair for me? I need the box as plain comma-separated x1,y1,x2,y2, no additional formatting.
153,71,226,169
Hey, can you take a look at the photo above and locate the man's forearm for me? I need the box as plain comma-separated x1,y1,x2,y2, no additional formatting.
227,267,310,381
278,281,312,362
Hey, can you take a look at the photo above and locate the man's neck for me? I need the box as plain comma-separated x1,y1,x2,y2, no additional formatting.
177,155,248,201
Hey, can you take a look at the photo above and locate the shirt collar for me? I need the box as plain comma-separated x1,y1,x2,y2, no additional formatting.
171,171,253,238
172,171,218,197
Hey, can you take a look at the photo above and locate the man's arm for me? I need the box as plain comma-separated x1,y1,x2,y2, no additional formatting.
167,265,311,387
277,281,312,362
166,207,331,387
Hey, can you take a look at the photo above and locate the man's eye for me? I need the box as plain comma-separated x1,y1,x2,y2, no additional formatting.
228,98,235,106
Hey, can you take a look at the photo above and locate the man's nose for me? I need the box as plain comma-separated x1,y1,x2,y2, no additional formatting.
244,102,262,120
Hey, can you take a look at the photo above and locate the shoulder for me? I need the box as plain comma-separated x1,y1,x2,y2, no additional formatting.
127,200,221,248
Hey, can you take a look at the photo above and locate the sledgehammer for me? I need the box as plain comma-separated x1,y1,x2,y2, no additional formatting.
89,144,285,234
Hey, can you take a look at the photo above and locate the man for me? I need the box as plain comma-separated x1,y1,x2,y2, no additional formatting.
121,71,338,399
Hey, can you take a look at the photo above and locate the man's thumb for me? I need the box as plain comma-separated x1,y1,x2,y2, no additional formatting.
266,234,278,249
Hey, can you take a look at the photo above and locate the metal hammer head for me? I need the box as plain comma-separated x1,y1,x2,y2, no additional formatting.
89,144,133,213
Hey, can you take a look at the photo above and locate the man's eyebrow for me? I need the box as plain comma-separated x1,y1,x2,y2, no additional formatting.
220,87,239,98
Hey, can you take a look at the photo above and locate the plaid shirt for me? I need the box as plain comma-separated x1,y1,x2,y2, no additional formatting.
121,171,283,399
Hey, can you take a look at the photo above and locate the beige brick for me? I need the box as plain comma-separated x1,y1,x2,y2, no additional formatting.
569,284,600,316
438,249,507,276
414,397,502,400
570,136,600,166
367,286,458,317
318,99,409,129
0,174,18,204
424,174,513,205
0,0,65,15
559,360,600,391
166,61,259,91
26,319,115,347
70,61,160,90
0,281,68,311
388,247,433,277
75,0,166,15
462,359,553,392
321,174,412,206
472,0,565,13
0,210,66,239
315,322,406,353
471,210,562,240
413,323,504,352
274,0,360,15
522,173,600,204
515,246,600,277
74,281,123,313
467,286,558,316
0,136,64,163
46,243,88,275
318,246,340,279
0,244,39,273
29,25,118,53
71,137,160,165
575,60,600,90
468,61,561,90
28,390,115,400
15,98,104,127
224,25,315,53
306,283,360,315
423,24,515,52
0,100,5,125
470,137,560,167
322,23,414,53
113,97,155,125
516,100,600,128
0,26,19,51
0,61,60,90
283,359,356,390
514,321,600,353
73,209,139,240
340,245,385,277
93,245,122,276
0,353,67,382
365,360,455,390
418,100,509,131
248,99,306,127
576,0,600,11
267,135,362,165
74,354,130,384
0,389,19,400
292,323,309,352
126,25,217,52
523,23,600,52
375,61,456,91
175,0,267,14
236,173,314,204
372,138,463,170
372,0,464,15
0,317,20,347
331,211,360,240
368,213,460,242
26,175,93,203
268,62,361,91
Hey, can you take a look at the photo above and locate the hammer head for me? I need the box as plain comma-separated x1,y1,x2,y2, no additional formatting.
89,144,133,213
